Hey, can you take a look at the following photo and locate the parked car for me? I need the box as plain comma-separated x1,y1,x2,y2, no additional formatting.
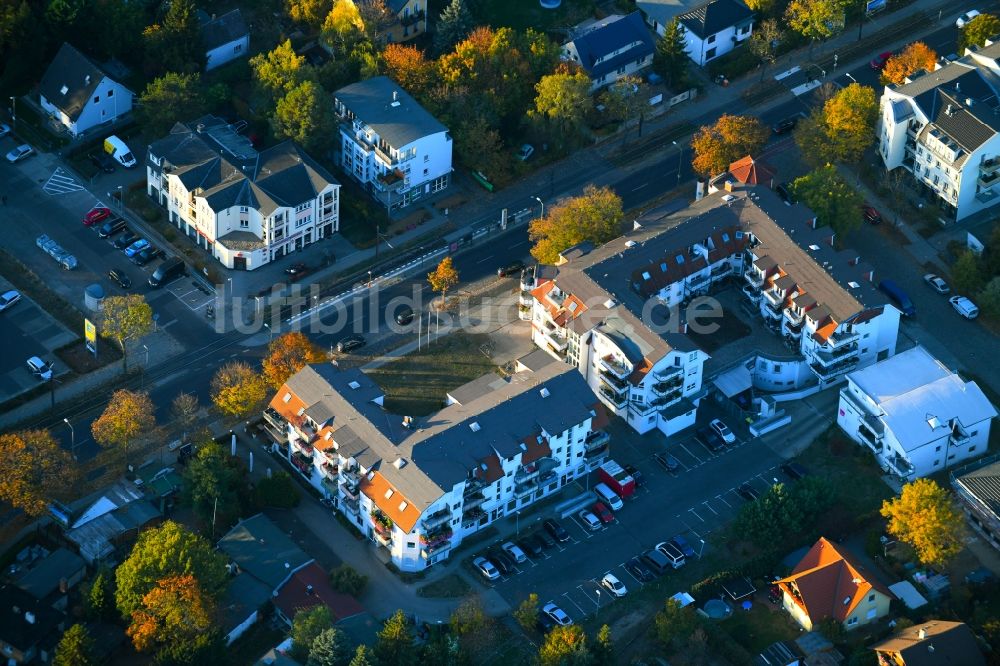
879,279,916,317
501,542,528,564
654,451,681,472
108,268,132,289
781,461,808,480
26,356,52,381
542,603,573,626
601,573,627,597
0,122,10,139
654,541,687,568
83,206,112,227
737,482,761,501
0,289,21,312
950,295,980,319
696,426,726,452
923,273,950,294
709,418,737,444
89,152,116,173
775,182,795,204
869,51,893,70
395,305,414,325
956,9,981,28
487,549,514,575
578,510,601,531
148,256,184,284
669,535,697,559
517,537,543,558
642,549,672,575
772,117,797,135
516,144,535,161
336,334,366,353
497,260,526,278
534,530,556,549
5,144,33,163
131,246,161,266
625,556,655,582
544,518,570,543
97,217,126,238
623,463,643,487
472,556,499,581
284,262,309,276
124,238,150,258
862,205,882,225
591,501,614,524
112,230,139,250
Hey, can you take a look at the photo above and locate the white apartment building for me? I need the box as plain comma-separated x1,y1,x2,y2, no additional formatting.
878,40,1000,221
261,351,609,572
562,12,656,92
334,76,452,211
146,116,340,270
837,345,996,480
38,43,133,137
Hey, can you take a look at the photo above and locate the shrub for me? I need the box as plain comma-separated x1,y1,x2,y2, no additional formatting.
706,46,759,80
328,564,368,597
254,472,300,508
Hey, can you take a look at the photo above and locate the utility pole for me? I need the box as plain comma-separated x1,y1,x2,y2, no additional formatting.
212,496,219,538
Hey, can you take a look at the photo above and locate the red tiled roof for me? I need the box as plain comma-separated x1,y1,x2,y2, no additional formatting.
520,434,552,464
590,402,610,430
274,562,364,622
728,155,776,186
359,471,422,533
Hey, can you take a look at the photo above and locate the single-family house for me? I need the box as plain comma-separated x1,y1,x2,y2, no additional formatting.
198,9,250,71
386,0,427,42
837,345,996,480
871,620,985,665
0,585,66,665
777,537,894,631
678,0,754,66
12,548,87,610
562,12,656,92
38,43,133,137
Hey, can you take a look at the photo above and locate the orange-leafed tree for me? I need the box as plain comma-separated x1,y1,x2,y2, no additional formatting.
381,44,434,97
427,256,460,306
262,331,326,389
0,429,76,516
91,389,156,466
691,114,770,177
211,361,267,418
127,574,214,653
881,42,937,85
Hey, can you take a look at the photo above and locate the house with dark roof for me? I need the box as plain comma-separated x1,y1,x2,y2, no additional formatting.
334,76,451,210
871,620,985,665
952,455,1000,553
38,43,133,137
878,39,1000,220
0,585,66,664
385,0,427,43
261,352,609,572
198,9,249,71
146,115,340,270
777,537,895,631
678,0,754,66
562,12,656,91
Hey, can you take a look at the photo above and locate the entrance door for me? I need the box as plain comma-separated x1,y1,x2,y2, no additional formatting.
233,256,247,270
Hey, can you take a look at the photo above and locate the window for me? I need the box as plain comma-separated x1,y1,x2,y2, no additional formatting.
506,500,515,511
935,446,941,452
234,43,243,54
707,34,716,44
407,541,415,548
868,594,875,602
107,89,114,98
423,168,429,176
847,617,858,626
648,415,655,424
705,47,717,59
240,219,249,228
424,154,429,162
93,95,99,104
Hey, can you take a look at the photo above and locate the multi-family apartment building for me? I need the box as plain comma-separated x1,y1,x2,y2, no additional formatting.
837,345,996,480
678,0,754,67
261,351,609,572
334,76,451,211
385,0,427,43
877,39,1000,221
146,116,340,270
526,183,901,435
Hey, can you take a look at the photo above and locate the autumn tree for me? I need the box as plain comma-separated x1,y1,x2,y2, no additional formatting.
171,392,200,433
785,0,848,46
100,294,153,371
274,80,336,152
182,440,247,530
434,0,474,54
539,625,589,666
881,42,937,85
881,478,966,567
91,389,156,465
138,72,226,136
115,520,228,618
322,0,364,49
449,597,501,656
655,598,699,647
653,18,689,89
263,332,325,389
791,164,864,238
601,75,647,145
530,185,623,264
0,429,75,516
592,624,614,666
287,0,331,27
454,117,513,186
691,114,770,176
795,83,877,166
308,627,351,666
53,624,97,666
292,606,334,662
211,361,268,418
744,0,775,13
428,256,460,306
251,40,312,101
959,13,1000,52
749,18,783,82
127,574,214,653
514,592,540,630
381,44,433,96
952,250,986,295
356,0,395,44
374,610,416,666
530,70,592,149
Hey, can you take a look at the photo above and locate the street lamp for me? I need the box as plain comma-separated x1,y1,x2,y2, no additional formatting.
595,588,601,619
63,418,75,459
672,141,683,187
532,196,544,219
515,510,521,536
698,539,705,558
8,96,15,130
263,321,272,341
845,72,858,85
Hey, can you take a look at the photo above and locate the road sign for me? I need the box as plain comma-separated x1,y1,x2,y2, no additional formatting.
866,0,886,13
84,318,97,357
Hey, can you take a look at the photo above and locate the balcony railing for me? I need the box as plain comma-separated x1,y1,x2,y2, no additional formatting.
599,386,627,409
584,443,609,459
421,541,450,558
784,307,804,326
321,461,339,479
950,429,971,447
858,425,883,452
321,477,339,496
463,477,485,496
761,288,784,308
743,269,764,288
291,451,313,475
342,496,359,515
813,342,860,367
828,330,859,347
515,480,537,499
373,531,391,547
742,284,762,303
341,467,360,484
340,478,359,501
422,509,452,530
464,492,486,510
981,156,1000,176
653,390,683,407
515,464,540,483
600,356,631,379
979,170,1000,189
600,369,629,390
584,430,610,451
888,454,915,478
654,366,683,381
652,376,682,395
809,355,860,380
542,330,568,353
263,407,288,431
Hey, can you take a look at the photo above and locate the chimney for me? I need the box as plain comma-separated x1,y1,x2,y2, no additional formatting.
966,98,974,107
306,585,314,595
84,75,90,85
393,91,398,102
59,578,68,594
25,611,35,625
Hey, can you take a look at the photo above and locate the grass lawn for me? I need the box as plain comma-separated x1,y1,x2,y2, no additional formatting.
365,331,498,416
469,0,596,32
801,427,893,520
416,573,472,598
721,604,799,653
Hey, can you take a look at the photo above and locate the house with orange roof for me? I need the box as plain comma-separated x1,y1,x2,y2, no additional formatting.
777,537,895,632
261,349,608,572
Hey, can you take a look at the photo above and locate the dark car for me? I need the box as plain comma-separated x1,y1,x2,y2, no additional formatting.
130,246,161,266
285,262,309,276
625,556,655,582
696,426,726,452
669,535,697,559
487,548,515,575
108,268,132,289
394,305,414,325
112,230,138,250
862,205,882,225
517,536,543,558
623,463,644,488
775,182,795,205
497,260,526,278
543,518,570,543
772,117,797,135
97,217,126,238
89,152,116,173
642,549,671,575
336,334,366,353
533,530,556,549
536,611,557,633
737,482,761,501
654,452,680,472
780,462,808,480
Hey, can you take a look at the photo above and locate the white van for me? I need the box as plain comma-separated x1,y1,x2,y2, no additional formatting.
949,295,979,319
103,135,136,168
593,483,623,511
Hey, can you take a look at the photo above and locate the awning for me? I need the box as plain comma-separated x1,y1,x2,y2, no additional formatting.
713,365,752,398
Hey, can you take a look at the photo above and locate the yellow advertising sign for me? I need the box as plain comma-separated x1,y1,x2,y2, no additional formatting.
85,318,97,355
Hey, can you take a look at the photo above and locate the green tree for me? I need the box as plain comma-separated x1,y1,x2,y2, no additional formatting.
653,18,689,89
182,441,246,530
211,361,267,418
143,0,204,74
292,606,334,662
591,625,613,666
539,625,591,666
115,521,228,618
952,250,986,295
255,471,301,508
287,0,332,27
601,75,647,146
981,224,1000,276
373,609,416,666
530,70,591,149
349,644,375,666
514,592,540,631
45,0,83,27
152,630,226,666
881,478,967,568
91,389,156,466
100,294,153,371
530,185,623,264
309,627,351,666
791,164,864,238
691,114,770,176
821,83,878,163
251,40,311,100
0,429,75,516
273,79,336,152
453,117,513,186
54,624,97,666
84,569,116,620
449,597,500,655
978,276,1000,318
138,72,227,136
434,0,474,54
328,564,368,597
785,0,848,45
655,598,698,647
959,13,1000,52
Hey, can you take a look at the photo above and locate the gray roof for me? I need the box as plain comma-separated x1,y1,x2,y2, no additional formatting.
218,514,312,590
446,372,507,405
956,459,1000,522
517,348,558,372
219,573,272,636
638,0,714,26
871,621,985,666
148,115,338,216
38,43,123,121
14,548,86,600
64,492,161,564
0,585,64,654
334,76,448,148
925,91,1000,156
679,0,754,39
198,9,249,51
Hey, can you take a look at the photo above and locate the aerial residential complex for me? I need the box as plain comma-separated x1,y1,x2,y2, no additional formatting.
261,351,609,572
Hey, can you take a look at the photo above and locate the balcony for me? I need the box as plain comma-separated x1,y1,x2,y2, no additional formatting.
463,477,484,496
858,425,883,453
464,492,486,510
652,375,682,395
291,451,313,475
420,524,453,546
813,342,860,367
400,8,425,25
599,385,627,409
828,329,859,347
422,508,452,530
743,269,764,288
515,480,537,499
652,390,683,407
320,460,339,480
541,329,568,354
654,366,683,381
341,466,360,484
887,454,915,478
342,496,359,515
600,355,631,379
782,320,803,339
321,477,339,496
340,478,359,501
263,406,288,432
742,284,762,304
784,306,804,327
950,427,971,447
421,541,450,559
462,506,485,523
515,463,540,484
979,170,1000,189
373,531,391,547
600,369,629,390
584,430,610,450
809,355,860,380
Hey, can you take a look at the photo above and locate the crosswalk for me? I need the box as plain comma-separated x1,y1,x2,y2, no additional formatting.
42,167,85,195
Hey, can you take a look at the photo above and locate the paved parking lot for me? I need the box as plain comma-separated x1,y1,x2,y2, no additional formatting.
0,279,75,401
465,414,794,623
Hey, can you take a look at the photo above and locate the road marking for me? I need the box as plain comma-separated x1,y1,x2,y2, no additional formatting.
677,441,703,464
688,507,705,522
716,494,732,508
774,65,801,81
702,501,718,515
631,183,648,191
42,168,86,195
561,592,587,616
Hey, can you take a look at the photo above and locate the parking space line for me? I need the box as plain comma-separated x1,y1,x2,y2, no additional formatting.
702,501,718,515
577,584,600,609
620,564,644,586
687,507,705,522
561,593,587,616
677,441,705,464
715,494,732,508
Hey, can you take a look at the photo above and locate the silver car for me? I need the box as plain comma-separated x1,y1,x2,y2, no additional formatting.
5,144,33,163
0,289,21,312
0,123,10,139
27,356,52,381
